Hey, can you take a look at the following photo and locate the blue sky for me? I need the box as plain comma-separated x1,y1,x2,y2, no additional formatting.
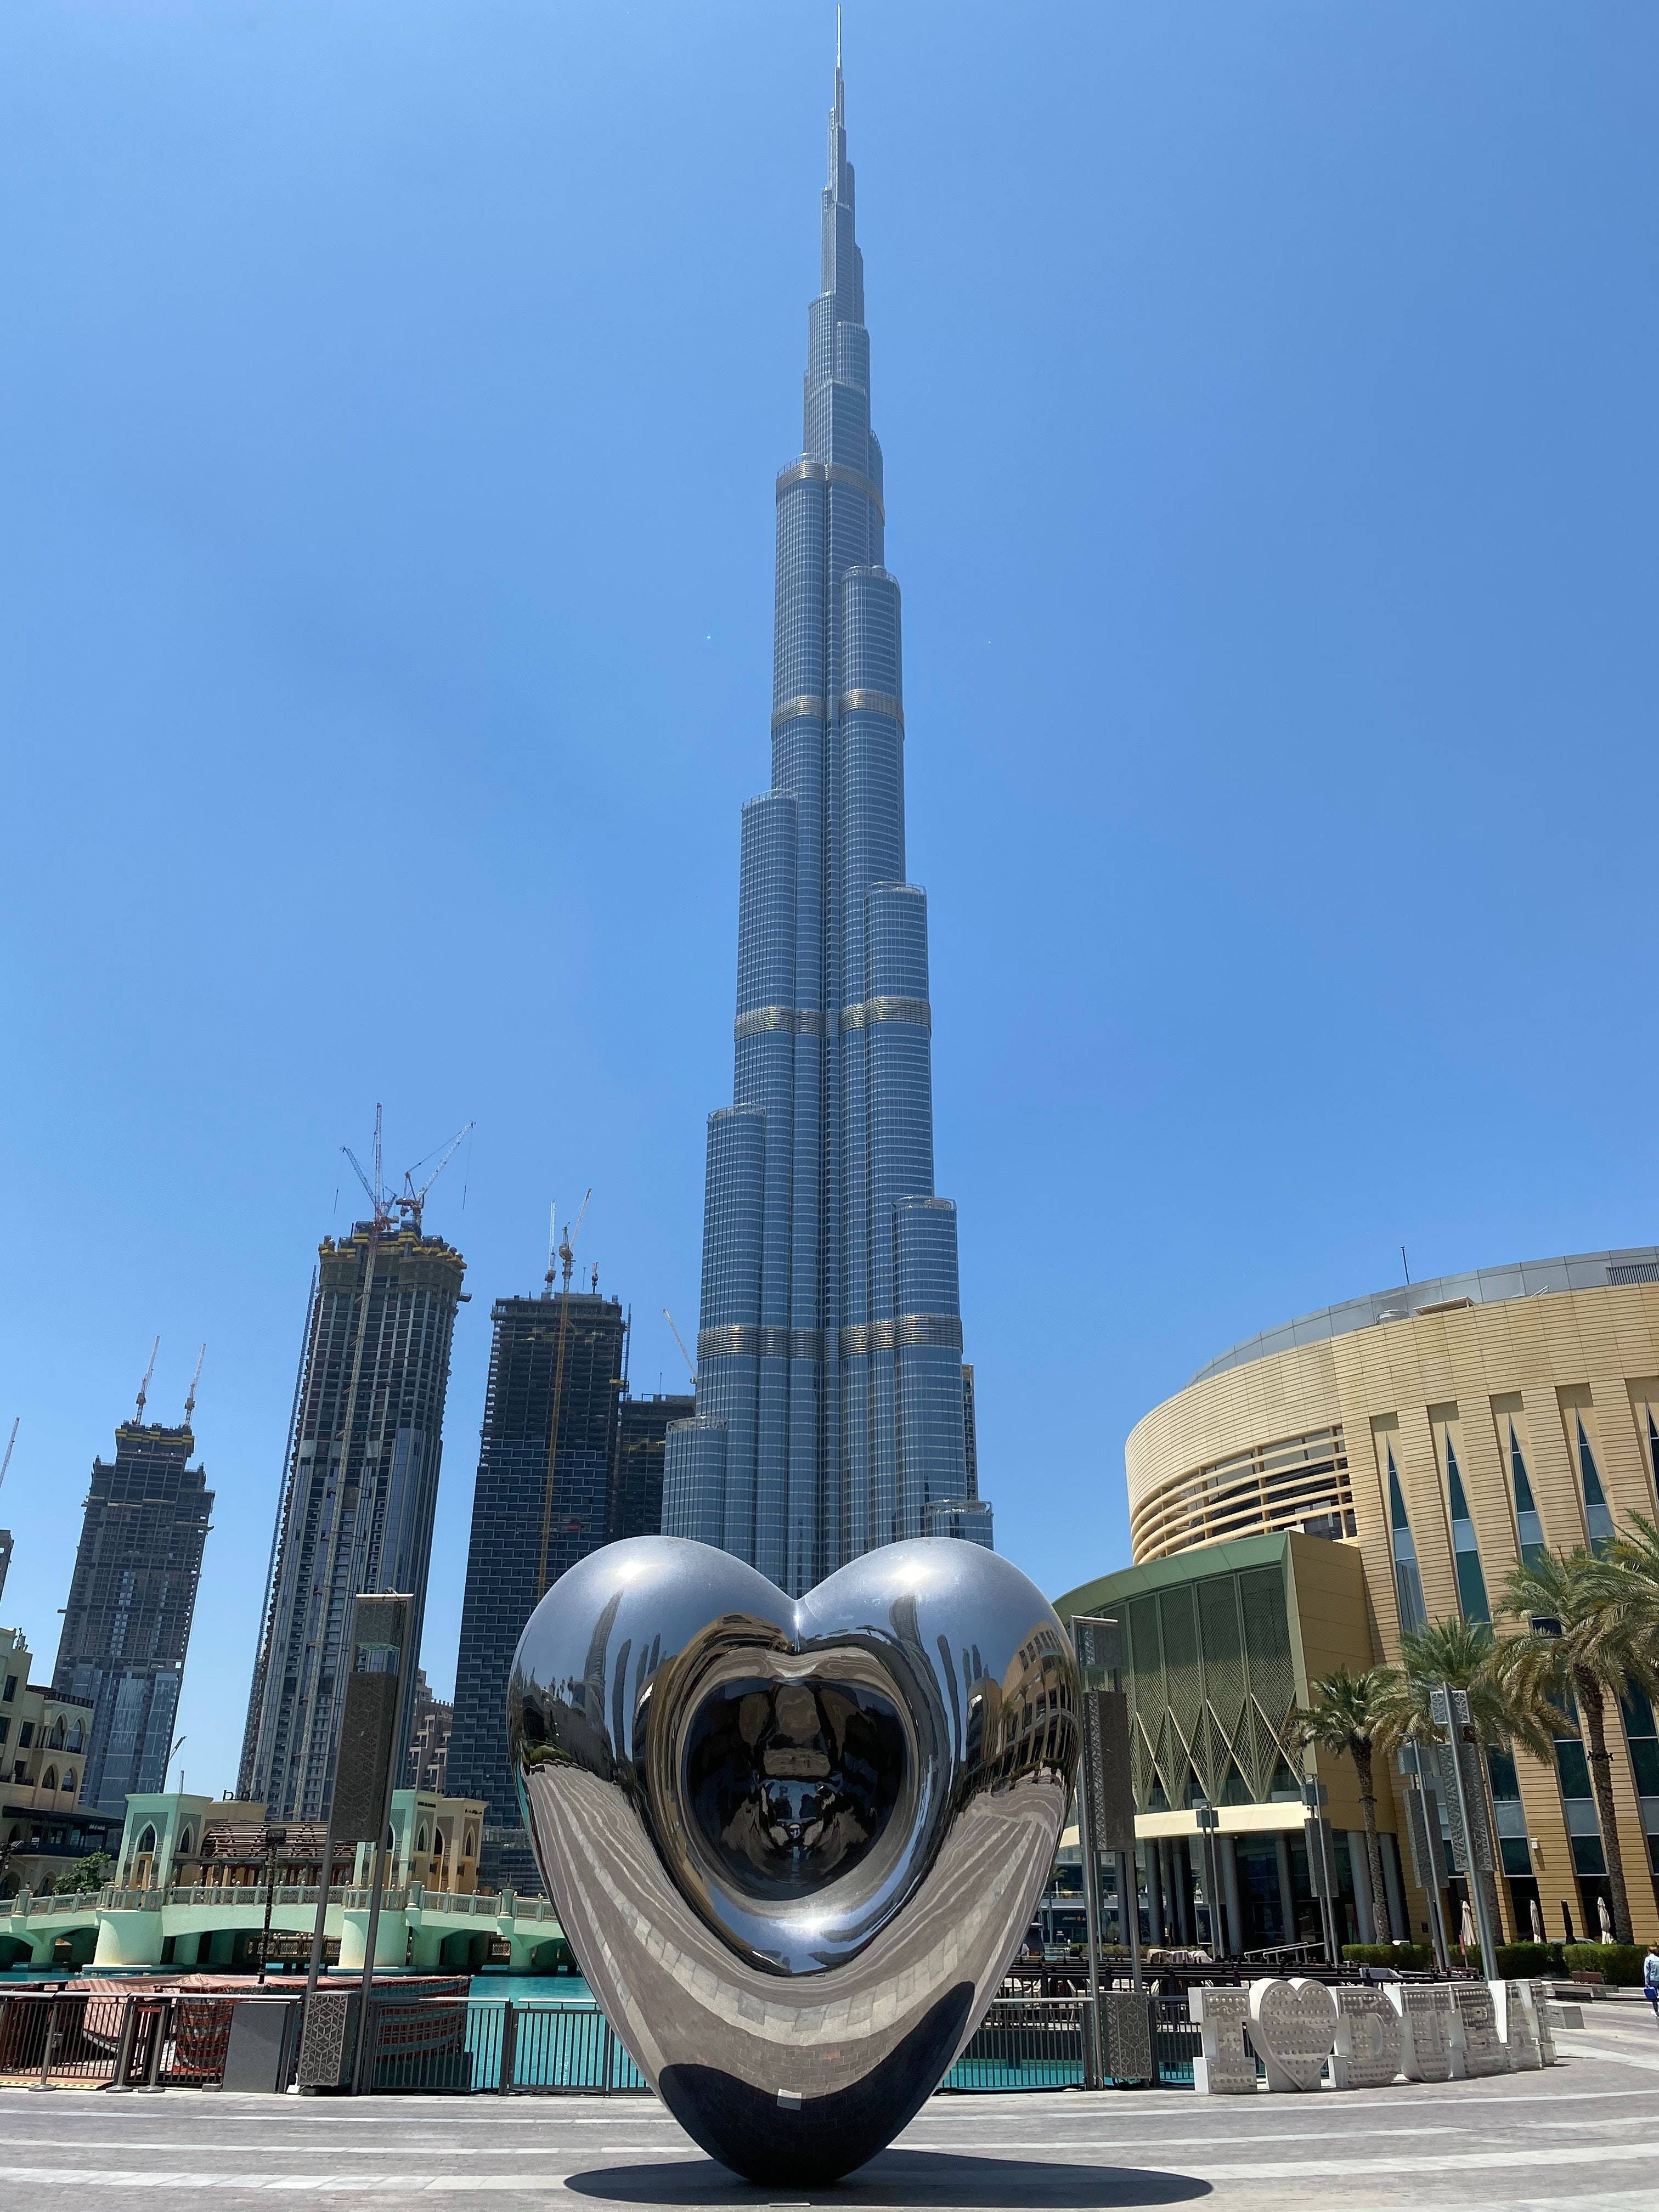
4,2,1656,1801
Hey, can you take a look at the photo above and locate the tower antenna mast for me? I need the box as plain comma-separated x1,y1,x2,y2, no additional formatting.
537,1188,592,1595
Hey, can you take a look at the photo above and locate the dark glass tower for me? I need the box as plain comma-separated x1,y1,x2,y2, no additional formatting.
53,1411,215,1817
664,65,987,1592
239,1217,465,1820
447,1289,627,1892
610,1390,696,1542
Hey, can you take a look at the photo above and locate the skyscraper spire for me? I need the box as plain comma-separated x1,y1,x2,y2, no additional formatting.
664,64,992,1592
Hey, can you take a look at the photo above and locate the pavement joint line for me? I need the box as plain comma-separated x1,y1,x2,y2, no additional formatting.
0,2124,1470,2153
5,2080,1657,2124
1180,2139,1658,2183
5,2136,1659,2198
10,2129,1659,2175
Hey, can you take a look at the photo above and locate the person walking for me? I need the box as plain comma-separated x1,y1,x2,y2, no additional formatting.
1644,1944,1659,2023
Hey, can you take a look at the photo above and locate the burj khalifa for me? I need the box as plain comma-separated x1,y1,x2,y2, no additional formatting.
663,61,991,1594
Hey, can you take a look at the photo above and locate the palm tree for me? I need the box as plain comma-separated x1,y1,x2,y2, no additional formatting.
1497,1544,1659,1948
1289,1667,1398,1939
1372,1616,1548,1955
1609,1513,1659,1610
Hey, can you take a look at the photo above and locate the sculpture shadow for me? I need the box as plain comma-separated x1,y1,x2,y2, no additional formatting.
565,2149,1212,2208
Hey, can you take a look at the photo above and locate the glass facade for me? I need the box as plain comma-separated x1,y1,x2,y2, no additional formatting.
1508,1419,1547,1565
1386,1446,1427,1632
1442,1429,1491,1622
238,1221,465,1821
1575,1415,1615,1550
52,1420,214,1818
447,1291,626,1892
664,65,983,1591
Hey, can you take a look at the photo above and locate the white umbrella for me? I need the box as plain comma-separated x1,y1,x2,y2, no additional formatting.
1530,1898,1545,1945
1598,1894,1615,1943
1460,1898,1478,1953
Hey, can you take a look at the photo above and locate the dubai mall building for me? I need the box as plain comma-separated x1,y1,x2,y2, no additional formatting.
1056,1249,1659,1955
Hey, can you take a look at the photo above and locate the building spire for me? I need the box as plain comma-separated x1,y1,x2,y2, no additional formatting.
828,15,849,200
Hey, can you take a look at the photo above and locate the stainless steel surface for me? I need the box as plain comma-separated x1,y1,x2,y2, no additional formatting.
509,1536,1079,2186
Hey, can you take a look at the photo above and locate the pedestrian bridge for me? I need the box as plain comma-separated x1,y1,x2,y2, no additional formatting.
1,1882,572,1974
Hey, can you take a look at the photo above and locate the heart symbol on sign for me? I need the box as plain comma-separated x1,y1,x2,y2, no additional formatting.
509,1537,1079,2184
1249,1976,1338,2092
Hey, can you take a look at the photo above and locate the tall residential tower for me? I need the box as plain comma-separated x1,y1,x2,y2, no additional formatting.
447,1285,627,1891
663,64,989,1590
52,1380,215,1818
239,1212,466,1820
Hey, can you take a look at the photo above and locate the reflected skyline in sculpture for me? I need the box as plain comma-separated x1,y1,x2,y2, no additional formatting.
509,1534,1079,2185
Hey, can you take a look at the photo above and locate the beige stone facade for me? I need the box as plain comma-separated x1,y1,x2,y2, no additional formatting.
1126,1269,1659,1943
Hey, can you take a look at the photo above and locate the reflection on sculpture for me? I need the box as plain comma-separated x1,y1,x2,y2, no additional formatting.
509,1537,1079,2185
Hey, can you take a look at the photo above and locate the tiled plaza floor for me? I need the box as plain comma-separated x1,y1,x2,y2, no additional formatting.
0,2001,1655,2209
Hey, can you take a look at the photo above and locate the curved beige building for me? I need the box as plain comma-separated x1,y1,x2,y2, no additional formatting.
1124,1247,1659,1940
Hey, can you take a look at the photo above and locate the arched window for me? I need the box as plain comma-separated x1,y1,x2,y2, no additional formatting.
41,1767,57,1792
415,1825,428,1855
67,1721,82,1753
136,1825,156,1856
464,1829,477,1859
176,1826,193,1855
61,1769,76,1793
49,1717,66,1749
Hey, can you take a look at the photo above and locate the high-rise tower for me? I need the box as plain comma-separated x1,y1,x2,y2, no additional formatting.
664,64,989,1594
239,1215,465,1820
53,1382,215,1818
447,1285,627,1892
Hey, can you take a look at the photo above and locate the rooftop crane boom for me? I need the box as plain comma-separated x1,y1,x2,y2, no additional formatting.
397,1121,475,1233
0,1418,18,1496
341,1108,475,1236
184,1344,206,1426
663,1309,697,1389
134,1336,160,1423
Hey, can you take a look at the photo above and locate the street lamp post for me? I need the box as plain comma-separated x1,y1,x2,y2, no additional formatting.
1432,1683,1499,1975
1301,1779,1339,1962
1193,1803,1226,1959
257,1827,287,1987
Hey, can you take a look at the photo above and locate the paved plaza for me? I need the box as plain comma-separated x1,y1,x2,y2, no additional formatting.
0,2007,1656,2210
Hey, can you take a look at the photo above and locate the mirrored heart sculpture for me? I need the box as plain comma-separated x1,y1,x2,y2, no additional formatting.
509,1536,1080,2185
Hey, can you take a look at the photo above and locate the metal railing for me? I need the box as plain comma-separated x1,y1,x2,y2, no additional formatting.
946,1998,1087,2090
0,1990,258,2091
7,1882,562,1921
0,1984,1224,2098
1150,1994,1204,2086
364,2000,647,2095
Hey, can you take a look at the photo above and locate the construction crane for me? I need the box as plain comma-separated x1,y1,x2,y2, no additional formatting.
342,1109,475,1237
342,1104,391,1229
537,1189,592,1596
663,1309,697,1390
183,1345,206,1427
394,1122,475,1234
133,1337,160,1423
0,1418,17,1496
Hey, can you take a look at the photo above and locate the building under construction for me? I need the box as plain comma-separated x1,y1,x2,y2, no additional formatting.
447,1285,626,1892
611,1390,696,1543
52,1373,215,1818
239,1213,467,1821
